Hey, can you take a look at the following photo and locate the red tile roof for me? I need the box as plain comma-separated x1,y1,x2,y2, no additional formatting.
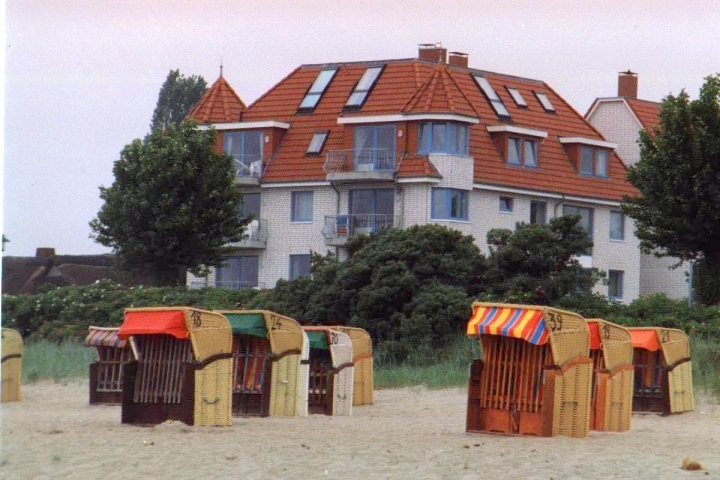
625,98,660,131
218,57,637,202
186,76,246,124
397,153,442,178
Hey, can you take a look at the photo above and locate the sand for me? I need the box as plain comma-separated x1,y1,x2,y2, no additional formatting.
1,381,718,480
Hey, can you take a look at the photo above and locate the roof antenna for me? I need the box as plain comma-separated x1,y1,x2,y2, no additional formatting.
220,56,224,77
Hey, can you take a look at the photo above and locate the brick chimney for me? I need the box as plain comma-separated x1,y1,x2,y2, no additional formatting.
618,70,638,98
448,51,468,68
36,247,56,258
419,43,447,64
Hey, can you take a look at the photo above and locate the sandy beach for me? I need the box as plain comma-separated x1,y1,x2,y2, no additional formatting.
1,381,718,480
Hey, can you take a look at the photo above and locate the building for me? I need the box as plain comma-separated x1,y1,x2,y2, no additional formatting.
187,45,640,303
586,72,689,299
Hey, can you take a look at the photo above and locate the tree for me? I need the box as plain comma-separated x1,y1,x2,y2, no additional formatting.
622,75,720,303
485,215,602,304
150,70,207,132
90,121,246,286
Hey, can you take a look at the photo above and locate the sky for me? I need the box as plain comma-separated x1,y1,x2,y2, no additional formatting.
3,0,720,257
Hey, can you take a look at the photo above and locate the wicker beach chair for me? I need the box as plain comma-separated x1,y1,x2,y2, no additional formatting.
330,326,373,406
303,327,354,416
466,302,593,438
627,327,694,415
586,319,634,432
1,328,23,402
117,307,233,426
215,310,308,417
83,326,137,405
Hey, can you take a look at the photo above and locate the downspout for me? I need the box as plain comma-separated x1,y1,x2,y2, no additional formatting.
331,182,341,257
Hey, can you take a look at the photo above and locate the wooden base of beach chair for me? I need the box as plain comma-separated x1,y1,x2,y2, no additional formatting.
121,362,195,426
308,357,335,415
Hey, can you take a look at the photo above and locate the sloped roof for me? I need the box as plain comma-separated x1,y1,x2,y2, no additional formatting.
185,75,246,124
625,98,661,131
402,61,478,117
220,56,636,202
397,153,442,178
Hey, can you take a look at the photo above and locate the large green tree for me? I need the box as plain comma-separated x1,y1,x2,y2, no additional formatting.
485,215,602,303
150,70,207,132
90,121,245,285
622,75,720,303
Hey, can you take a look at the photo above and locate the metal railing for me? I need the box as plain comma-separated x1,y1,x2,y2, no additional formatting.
322,214,396,240
323,149,396,174
233,156,263,178
188,281,265,290
237,219,269,244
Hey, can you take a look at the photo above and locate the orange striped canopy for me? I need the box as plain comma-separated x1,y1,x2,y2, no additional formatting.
629,329,661,352
83,327,127,349
466,305,549,345
118,310,188,340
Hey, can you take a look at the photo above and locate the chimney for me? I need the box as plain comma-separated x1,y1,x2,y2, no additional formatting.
618,70,638,98
418,43,447,64
448,51,468,68
36,247,56,258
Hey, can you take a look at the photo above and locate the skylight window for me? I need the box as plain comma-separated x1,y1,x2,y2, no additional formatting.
306,132,328,155
299,69,337,110
506,87,527,107
535,92,556,112
473,75,510,117
345,66,383,108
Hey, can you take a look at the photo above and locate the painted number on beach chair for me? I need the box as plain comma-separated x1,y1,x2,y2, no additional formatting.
546,312,563,331
660,330,670,344
192,310,202,328
330,332,339,345
270,315,283,330
602,324,611,340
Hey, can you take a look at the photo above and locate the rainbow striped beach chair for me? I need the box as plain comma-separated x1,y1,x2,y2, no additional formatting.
466,302,592,438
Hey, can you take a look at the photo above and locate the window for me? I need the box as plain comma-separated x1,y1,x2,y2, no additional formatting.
506,87,527,107
289,254,311,280
610,210,625,240
307,132,328,155
299,69,337,110
354,125,396,170
564,205,594,254
239,192,260,220
580,146,609,178
608,270,624,299
350,189,394,232
473,75,510,117
418,122,469,155
216,256,259,290
291,191,313,222
432,188,469,220
345,66,383,108
535,92,556,112
506,137,538,167
499,196,514,213
530,201,547,224
223,132,263,175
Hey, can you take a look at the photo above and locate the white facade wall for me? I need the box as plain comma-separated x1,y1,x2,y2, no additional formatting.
587,101,643,167
588,101,688,300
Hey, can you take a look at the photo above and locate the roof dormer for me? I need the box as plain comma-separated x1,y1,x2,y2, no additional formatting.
559,137,617,178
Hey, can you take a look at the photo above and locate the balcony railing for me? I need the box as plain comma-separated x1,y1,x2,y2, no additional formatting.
323,149,396,174
232,155,263,178
189,281,264,290
228,219,268,248
322,214,397,242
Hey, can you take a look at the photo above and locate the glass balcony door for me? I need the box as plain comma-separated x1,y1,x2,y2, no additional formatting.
353,126,395,171
349,189,394,234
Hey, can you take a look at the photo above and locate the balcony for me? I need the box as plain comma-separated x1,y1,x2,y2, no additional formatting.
189,281,265,290
322,214,397,246
228,219,268,249
233,156,263,186
323,149,396,182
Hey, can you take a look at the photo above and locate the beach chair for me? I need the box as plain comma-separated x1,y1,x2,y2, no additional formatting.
303,327,354,416
330,326,374,406
586,319,634,432
83,326,137,405
117,307,233,426
466,302,593,438
215,310,309,417
1,328,23,402
628,327,694,415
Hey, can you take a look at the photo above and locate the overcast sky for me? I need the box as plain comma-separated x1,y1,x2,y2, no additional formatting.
3,0,719,257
